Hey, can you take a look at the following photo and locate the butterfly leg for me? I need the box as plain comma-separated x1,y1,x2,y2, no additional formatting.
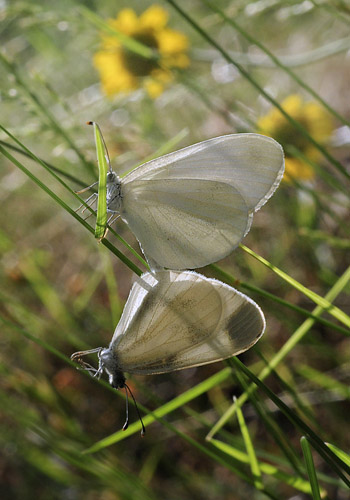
107,213,120,226
75,192,98,214
71,348,102,374
99,214,120,239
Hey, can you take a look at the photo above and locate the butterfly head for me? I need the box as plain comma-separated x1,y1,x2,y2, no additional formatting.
107,171,119,183
99,347,126,389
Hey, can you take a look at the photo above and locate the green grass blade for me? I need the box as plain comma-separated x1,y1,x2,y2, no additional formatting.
210,265,350,337
80,6,156,59
234,397,264,490
90,122,108,240
240,245,350,328
217,264,350,434
164,0,350,180
0,53,95,176
296,365,350,399
232,358,350,485
0,139,87,188
0,314,75,367
300,437,322,500
299,229,350,249
84,367,233,451
0,144,142,276
234,367,304,474
210,439,315,495
0,124,148,270
203,0,350,128
326,443,350,467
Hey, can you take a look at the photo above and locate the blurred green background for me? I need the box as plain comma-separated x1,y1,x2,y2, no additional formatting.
1,1,350,499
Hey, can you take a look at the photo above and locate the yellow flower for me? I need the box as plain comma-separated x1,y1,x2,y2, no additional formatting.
94,5,190,98
257,95,333,182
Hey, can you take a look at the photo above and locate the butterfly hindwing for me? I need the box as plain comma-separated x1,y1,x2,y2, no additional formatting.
121,178,250,269
111,271,265,375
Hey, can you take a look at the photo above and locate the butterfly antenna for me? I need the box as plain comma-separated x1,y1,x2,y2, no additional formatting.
124,383,146,437
75,181,98,195
122,387,129,431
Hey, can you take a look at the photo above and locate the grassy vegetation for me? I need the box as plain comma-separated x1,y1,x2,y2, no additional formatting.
1,1,350,498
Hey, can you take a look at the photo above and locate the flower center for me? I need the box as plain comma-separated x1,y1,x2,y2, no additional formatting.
274,119,310,155
121,32,159,77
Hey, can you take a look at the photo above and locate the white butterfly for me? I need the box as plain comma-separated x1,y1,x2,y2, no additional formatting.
71,270,265,433
102,133,284,270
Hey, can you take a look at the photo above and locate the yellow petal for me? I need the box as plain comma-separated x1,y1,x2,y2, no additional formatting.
140,5,169,30
144,78,165,98
165,53,190,69
93,51,137,95
284,157,315,182
281,94,303,115
305,102,333,142
257,111,281,135
110,9,139,35
157,29,189,54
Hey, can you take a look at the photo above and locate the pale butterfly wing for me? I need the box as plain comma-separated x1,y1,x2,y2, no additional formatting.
123,133,284,214
118,133,284,269
109,270,265,375
120,178,251,269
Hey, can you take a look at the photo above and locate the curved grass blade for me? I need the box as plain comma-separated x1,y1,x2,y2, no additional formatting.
88,122,108,240
84,367,232,451
300,437,322,500
210,265,350,337
240,244,350,328
326,443,350,467
0,140,87,188
0,144,142,276
232,357,350,486
234,396,263,490
208,264,350,441
80,7,156,60
164,0,350,180
1,124,148,269
0,53,95,176
233,366,304,475
210,439,316,495
202,0,350,128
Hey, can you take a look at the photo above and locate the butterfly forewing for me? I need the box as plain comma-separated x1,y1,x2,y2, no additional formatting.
111,271,265,375
123,133,284,213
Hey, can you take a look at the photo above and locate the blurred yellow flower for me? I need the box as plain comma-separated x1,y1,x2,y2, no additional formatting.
257,95,333,182
94,5,190,98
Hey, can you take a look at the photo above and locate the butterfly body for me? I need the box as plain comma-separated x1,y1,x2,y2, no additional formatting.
71,271,265,432
76,270,265,380
106,171,123,213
